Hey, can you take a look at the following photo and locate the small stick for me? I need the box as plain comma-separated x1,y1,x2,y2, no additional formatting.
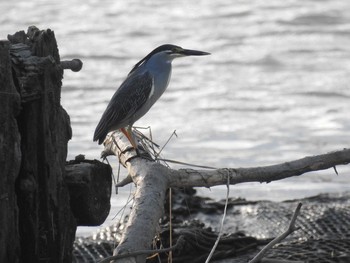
156,158,217,169
261,258,305,263
249,203,303,263
168,187,173,263
97,236,185,263
115,176,133,187
205,175,230,263
155,130,177,158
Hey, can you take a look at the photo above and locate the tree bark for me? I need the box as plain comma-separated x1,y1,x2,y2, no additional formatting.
102,132,350,263
114,159,170,263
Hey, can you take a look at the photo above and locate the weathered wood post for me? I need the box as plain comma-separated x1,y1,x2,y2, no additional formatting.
9,27,77,263
0,27,112,263
0,37,22,263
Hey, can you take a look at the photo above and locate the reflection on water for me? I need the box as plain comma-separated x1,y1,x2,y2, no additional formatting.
1,0,350,236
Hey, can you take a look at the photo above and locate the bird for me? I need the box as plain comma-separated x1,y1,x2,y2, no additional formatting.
93,44,210,148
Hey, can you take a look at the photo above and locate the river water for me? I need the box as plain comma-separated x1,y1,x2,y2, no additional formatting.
1,0,350,236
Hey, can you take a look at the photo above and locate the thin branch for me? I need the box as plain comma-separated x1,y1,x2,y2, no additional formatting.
98,236,185,263
249,203,303,263
168,188,173,263
261,258,305,263
115,175,133,187
112,184,134,220
205,175,230,263
157,158,217,169
155,130,177,158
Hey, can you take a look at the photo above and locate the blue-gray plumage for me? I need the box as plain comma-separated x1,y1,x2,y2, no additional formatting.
93,44,210,147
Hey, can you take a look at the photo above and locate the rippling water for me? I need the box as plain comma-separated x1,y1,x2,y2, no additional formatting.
2,0,350,236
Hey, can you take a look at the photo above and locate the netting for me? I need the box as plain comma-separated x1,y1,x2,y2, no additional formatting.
73,192,350,263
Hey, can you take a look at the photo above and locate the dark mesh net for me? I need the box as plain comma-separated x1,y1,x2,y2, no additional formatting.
73,192,350,263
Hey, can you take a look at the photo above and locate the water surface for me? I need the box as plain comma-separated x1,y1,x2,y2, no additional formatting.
1,0,350,236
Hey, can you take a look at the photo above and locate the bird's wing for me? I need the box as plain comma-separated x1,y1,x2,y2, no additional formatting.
93,71,153,143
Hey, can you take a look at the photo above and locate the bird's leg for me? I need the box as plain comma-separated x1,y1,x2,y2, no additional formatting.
120,126,138,149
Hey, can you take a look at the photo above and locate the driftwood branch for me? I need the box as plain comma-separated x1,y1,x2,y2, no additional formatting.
102,131,350,263
250,203,302,263
170,150,350,187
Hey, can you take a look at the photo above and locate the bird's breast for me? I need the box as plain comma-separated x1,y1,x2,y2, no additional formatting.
148,66,172,105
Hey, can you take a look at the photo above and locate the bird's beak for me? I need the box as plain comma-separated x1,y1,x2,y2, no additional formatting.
181,49,210,56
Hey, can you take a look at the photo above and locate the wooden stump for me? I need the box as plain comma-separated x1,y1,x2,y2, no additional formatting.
0,27,110,263
9,27,76,263
0,39,22,263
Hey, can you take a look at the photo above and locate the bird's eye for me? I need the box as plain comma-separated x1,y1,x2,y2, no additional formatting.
171,47,182,53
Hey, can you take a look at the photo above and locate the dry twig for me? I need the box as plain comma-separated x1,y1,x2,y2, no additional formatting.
205,175,230,263
249,203,303,263
98,236,185,263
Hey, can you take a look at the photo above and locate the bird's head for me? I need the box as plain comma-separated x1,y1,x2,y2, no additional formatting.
152,44,210,58
129,44,210,74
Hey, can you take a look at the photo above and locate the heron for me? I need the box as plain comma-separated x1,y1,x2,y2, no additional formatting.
93,44,210,148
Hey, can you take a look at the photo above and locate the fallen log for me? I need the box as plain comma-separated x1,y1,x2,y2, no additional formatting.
101,131,350,263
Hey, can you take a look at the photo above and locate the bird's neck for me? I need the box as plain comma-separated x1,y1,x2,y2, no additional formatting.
144,54,173,101
145,53,173,73
146,54,173,87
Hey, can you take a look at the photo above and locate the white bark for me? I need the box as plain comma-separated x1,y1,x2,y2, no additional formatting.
113,159,170,263
170,149,350,187
102,131,350,263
